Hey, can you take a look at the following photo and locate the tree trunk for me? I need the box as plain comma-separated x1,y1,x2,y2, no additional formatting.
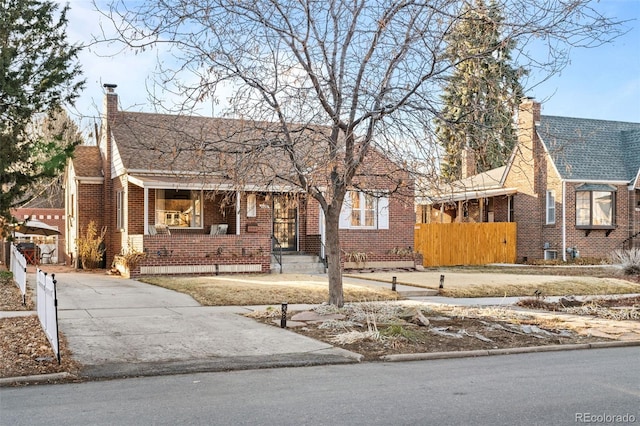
325,207,344,307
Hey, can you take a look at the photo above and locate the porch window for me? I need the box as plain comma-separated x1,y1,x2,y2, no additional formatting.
576,187,615,228
155,189,203,228
247,194,257,218
340,191,389,229
546,190,555,225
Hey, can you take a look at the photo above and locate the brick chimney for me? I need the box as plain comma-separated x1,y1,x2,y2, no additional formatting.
99,83,118,268
509,97,543,262
460,146,477,179
517,97,540,146
99,83,118,166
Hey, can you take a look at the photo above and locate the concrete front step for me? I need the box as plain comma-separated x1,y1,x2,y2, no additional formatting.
271,254,326,274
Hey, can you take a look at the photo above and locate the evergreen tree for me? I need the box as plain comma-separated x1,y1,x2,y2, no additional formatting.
0,0,84,224
435,0,525,181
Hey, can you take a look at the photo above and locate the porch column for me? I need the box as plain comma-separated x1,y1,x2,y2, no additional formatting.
236,191,241,235
144,187,149,235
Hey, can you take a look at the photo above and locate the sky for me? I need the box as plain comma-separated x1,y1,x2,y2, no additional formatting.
61,0,640,138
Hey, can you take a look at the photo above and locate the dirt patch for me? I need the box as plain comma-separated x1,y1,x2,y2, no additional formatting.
247,301,622,361
0,316,81,381
0,272,80,383
518,295,640,321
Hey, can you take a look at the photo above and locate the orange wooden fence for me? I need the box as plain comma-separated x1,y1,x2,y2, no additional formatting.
414,223,517,267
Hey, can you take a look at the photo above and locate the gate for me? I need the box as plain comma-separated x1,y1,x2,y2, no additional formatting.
414,222,517,267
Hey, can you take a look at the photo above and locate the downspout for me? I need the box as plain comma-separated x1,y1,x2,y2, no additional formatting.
562,180,567,262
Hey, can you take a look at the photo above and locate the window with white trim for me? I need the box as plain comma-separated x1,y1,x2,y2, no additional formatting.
339,191,389,229
576,189,615,228
546,190,555,225
155,189,203,228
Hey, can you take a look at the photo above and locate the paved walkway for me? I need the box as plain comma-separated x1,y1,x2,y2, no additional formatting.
46,272,360,379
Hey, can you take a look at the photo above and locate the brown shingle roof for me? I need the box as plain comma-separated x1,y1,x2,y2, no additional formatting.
72,145,102,178
111,111,335,186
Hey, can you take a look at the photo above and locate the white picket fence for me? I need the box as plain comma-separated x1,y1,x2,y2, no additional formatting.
36,269,60,364
9,244,27,305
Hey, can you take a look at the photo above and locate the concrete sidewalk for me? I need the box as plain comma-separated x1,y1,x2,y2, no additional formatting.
50,272,361,379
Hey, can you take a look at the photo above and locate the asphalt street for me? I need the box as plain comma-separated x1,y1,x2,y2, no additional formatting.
2,347,639,426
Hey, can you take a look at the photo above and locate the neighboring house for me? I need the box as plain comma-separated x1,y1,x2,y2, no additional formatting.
417,98,640,263
9,192,65,265
64,85,416,277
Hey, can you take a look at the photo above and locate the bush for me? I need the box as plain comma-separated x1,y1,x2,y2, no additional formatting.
610,248,640,275
76,221,106,270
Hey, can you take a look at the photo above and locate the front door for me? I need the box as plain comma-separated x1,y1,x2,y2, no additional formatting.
273,195,297,251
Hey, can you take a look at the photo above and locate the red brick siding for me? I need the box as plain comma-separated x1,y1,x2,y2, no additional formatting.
339,193,416,264
131,234,272,277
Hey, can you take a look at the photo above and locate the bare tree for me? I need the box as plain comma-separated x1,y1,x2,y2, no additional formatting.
101,0,622,306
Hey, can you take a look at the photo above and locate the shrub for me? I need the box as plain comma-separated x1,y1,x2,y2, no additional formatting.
610,248,640,275
76,221,106,270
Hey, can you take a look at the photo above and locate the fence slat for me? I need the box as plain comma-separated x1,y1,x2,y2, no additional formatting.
36,269,60,364
10,245,27,304
414,223,517,267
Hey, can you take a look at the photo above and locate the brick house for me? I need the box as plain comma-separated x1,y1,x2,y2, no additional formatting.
64,85,416,276
417,98,640,263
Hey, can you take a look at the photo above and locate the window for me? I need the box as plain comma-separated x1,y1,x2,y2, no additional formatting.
576,188,615,228
247,194,257,218
155,189,202,228
350,192,376,227
507,195,514,222
546,190,555,225
339,191,389,229
116,190,124,230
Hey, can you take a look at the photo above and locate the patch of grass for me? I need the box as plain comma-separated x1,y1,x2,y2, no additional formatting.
380,324,424,343
139,275,401,306
438,279,640,298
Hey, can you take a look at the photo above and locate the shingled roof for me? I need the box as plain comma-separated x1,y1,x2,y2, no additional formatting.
71,145,103,179
536,116,640,182
111,111,333,179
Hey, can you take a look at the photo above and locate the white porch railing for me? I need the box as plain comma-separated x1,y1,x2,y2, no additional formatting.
10,244,27,305
36,269,60,364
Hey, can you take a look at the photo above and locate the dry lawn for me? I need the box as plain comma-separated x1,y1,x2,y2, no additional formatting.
347,268,640,298
140,274,400,305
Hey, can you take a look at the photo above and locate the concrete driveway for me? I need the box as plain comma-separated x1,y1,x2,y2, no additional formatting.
52,272,359,378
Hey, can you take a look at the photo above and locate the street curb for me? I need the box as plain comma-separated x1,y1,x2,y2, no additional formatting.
2,341,638,386
0,372,73,387
379,340,640,362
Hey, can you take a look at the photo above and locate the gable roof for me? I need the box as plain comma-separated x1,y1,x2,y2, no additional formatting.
536,116,640,182
423,166,517,204
111,111,332,176
71,145,103,179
